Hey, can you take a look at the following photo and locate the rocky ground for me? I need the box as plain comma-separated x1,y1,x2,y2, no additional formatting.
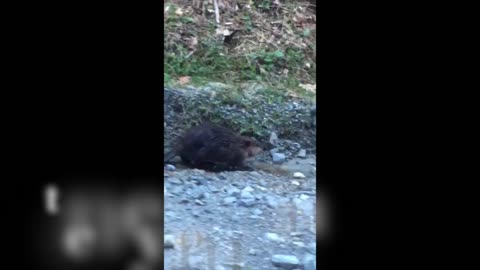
163,84,318,269
164,164,318,270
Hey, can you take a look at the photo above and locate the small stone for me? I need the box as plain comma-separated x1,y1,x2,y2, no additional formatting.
248,248,257,256
164,234,175,248
223,197,237,205
240,190,254,199
253,209,263,215
293,172,306,179
194,199,204,205
271,255,301,269
272,153,286,164
266,196,279,208
190,190,205,200
227,187,241,196
243,186,254,193
223,262,245,269
249,171,261,177
291,180,300,186
307,242,316,254
265,233,285,243
302,254,316,270
297,149,307,158
269,132,278,146
240,198,256,207
299,194,309,200
290,232,304,237
293,241,306,248
209,186,219,193
165,164,176,171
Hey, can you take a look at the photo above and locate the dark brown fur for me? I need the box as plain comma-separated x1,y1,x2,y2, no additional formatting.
165,122,262,172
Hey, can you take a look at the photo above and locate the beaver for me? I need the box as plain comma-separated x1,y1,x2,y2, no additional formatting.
164,122,263,172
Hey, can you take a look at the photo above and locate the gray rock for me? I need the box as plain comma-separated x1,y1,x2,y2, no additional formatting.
164,234,175,249
189,189,206,200
293,172,306,179
297,149,307,158
165,164,176,171
227,187,241,196
266,196,279,208
272,153,286,164
242,186,254,193
302,253,316,270
299,194,309,200
170,185,184,195
307,242,316,254
240,198,256,207
209,186,219,193
169,178,182,185
223,197,237,205
252,209,263,215
249,171,261,177
240,190,254,199
269,132,279,146
270,148,279,155
271,255,301,269
265,233,285,243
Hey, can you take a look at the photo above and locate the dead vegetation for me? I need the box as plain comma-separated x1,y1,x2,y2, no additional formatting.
164,0,316,97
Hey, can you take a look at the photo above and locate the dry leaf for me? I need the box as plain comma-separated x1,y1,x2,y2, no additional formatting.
187,37,198,50
299,83,316,93
178,76,191,85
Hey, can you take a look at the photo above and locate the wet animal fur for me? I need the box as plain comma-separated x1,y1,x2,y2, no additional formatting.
164,122,263,172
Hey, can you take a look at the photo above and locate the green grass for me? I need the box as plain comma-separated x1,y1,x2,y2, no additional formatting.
164,1,316,100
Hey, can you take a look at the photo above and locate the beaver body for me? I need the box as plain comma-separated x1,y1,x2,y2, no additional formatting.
165,122,262,172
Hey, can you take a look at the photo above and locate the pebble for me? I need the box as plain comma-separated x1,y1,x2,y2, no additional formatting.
307,242,316,254
265,233,285,243
299,194,309,200
240,190,254,199
240,198,256,207
265,196,279,208
165,164,176,171
271,255,301,269
293,241,306,248
164,234,175,249
253,209,263,215
249,171,261,177
269,132,278,146
272,153,286,164
243,186,254,193
169,178,182,185
302,253,316,270
223,197,237,205
227,187,241,196
293,172,306,179
297,149,307,158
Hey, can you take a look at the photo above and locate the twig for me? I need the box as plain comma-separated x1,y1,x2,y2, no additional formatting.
213,0,220,24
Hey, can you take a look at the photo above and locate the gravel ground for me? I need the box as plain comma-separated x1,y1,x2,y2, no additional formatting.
163,84,318,270
164,162,318,270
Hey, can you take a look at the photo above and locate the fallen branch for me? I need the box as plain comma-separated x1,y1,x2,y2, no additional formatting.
213,0,220,24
